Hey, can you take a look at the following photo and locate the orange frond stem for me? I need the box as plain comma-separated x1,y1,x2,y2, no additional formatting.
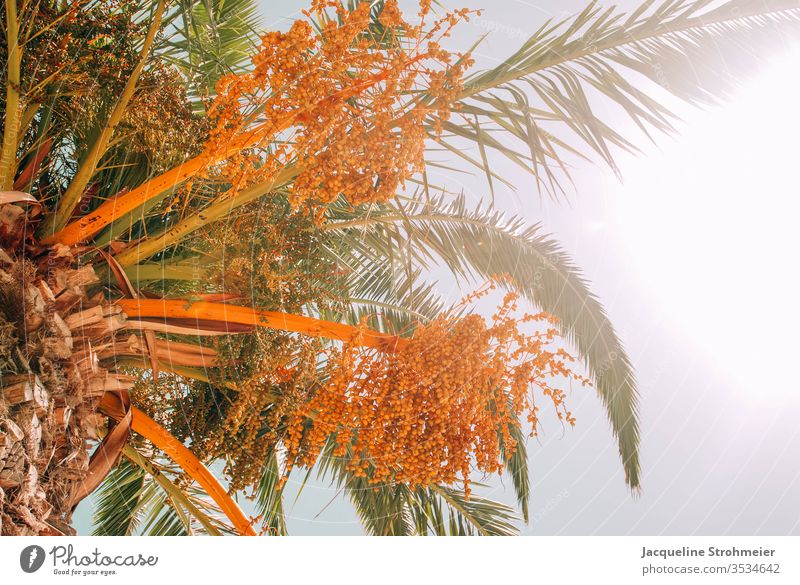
99,394,257,536
115,298,407,351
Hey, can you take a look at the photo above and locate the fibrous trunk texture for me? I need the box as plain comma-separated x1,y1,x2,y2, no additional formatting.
0,202,132,535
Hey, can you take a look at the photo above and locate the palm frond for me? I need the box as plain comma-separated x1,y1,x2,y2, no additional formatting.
348,483,416,536
92,459,147,536
501,409,530,523
92,459,196,536
160,0,263,104
419,485,519,536
315,440,519,535
92,447,235,536
317,247,446,334
138,487,190,536
315,440,414,536
254,449,288,535
442,0,800,196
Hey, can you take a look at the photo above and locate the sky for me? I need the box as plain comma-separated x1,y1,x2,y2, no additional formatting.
73,0,800,535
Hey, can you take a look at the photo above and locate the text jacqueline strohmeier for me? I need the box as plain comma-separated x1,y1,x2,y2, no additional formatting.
641,546,776,559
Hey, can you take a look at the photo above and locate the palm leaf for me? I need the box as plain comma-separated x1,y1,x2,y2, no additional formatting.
315,440,519,535
254,449,288,535
501,409,530,523
422,485,519,536
160,0,263,105
92,459,147,536
316,225,447,333
92,449,232,536
443,0,800,196
315,440,414,536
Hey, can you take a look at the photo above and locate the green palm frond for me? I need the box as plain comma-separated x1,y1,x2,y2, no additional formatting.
314,204,451,332
315,440,519,535
441,0,800,196
347,483,415,536
92,459,147,536
254,449,288,535
322,281,446,335
342,482,520,536
92,446,234,536
321,193,640,489
317,258,446,334
138,489,189,536
419,486,519,536
93,458,191,536
502,409,530,523
315,441,414,536
160,0,263,102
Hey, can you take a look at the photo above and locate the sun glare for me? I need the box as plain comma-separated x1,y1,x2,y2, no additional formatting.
611,47,800,403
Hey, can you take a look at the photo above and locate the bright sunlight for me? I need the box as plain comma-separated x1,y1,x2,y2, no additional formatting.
613,46,800,403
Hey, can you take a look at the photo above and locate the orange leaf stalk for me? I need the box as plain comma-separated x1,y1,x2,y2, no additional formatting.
115,298,407,351
99,394,256,536
42,139,232,248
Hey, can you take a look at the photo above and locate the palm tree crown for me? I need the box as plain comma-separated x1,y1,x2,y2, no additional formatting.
0,0,797,535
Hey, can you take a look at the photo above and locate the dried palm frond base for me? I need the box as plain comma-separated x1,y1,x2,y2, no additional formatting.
0,202,133,535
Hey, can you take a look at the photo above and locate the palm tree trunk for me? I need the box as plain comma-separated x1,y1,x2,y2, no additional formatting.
0,202,134,535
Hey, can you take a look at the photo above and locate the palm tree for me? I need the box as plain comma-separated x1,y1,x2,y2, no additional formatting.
0,0,797,536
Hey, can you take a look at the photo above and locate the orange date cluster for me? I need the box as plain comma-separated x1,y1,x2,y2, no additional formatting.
282,288,588,495
202,0,475,212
